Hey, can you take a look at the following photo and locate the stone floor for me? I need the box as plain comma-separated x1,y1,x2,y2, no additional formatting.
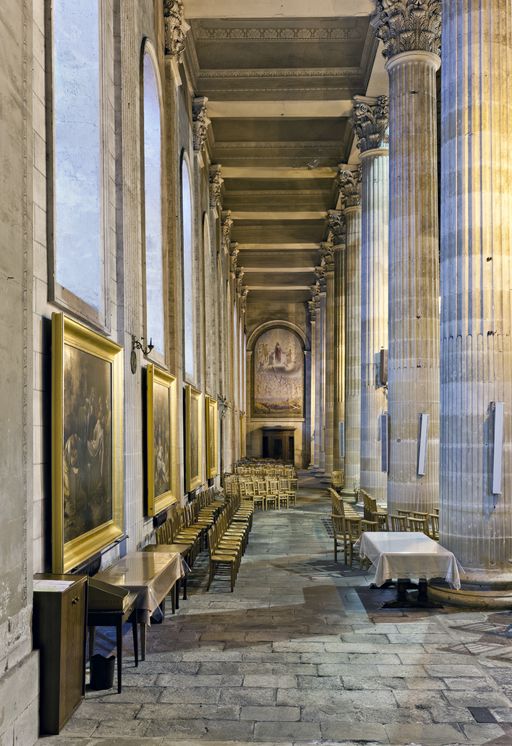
40,473,512,746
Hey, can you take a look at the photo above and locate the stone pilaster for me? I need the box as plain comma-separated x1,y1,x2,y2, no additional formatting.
333,240,346,474
373,0,441,515
314,268,327,472
439,0,512,582
322,242,336,476
308,298,318,468
344,192,362,492
351,97,389,504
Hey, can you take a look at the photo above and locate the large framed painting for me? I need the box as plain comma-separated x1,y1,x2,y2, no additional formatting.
185,384,203,492
205,396,218,479
51,312,123,573
146,364,176,516
252,327,304,418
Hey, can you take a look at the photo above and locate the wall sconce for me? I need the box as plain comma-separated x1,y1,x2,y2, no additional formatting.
130,334,154,374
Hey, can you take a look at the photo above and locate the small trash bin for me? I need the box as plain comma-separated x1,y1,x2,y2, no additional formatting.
89,654,115,690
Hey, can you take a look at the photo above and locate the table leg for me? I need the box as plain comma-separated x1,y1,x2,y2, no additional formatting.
88,626,96,658
175,580,180,610
116,620,122,694
140,622,146,661
182,573,187,601
131,618,138,667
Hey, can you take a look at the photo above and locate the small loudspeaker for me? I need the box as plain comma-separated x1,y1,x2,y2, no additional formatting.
379,348,388,387
339,421,345,459
492,402,504,495
417,413,429,476
379,413,389,473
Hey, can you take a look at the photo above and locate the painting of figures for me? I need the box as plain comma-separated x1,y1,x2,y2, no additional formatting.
253,328,304,417
63,345,112,542
146,365,175,516
52,312,123,573
185,384,202,491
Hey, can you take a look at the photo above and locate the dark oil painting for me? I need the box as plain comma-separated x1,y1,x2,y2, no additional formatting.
63,344,113,543
153,380,171,497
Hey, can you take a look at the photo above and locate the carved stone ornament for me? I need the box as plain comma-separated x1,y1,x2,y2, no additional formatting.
372,0,441,60
192,96,211,152
163,0,190,62
221,211,234,251
310,281,321,299
327,209,348,244
209,165,223,210
337,167,362,210
307,298,316,320
230,242,239,271
352,96,389,153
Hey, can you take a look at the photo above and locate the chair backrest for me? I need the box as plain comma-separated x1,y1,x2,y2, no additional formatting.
408,516,429,534
331,513,344,534
389,514,408,532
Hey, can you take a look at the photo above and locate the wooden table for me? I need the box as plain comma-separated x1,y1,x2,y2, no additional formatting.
88,591,138,693
359,532,462,608
94,551,184,659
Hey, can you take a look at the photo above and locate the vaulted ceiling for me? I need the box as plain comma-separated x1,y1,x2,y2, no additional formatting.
184,0,386,307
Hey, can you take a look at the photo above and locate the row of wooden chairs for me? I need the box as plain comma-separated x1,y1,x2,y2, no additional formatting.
207,496,254,592
388,510,439,539
329,489,376,567
225,476,297,510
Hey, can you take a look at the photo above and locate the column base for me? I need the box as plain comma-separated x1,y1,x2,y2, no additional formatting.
429,579,512,609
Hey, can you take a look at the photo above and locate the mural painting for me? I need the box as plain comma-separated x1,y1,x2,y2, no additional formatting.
253,328,303,417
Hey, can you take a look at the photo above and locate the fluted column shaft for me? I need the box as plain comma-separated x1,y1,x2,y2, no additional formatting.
386,51,440,515
317,288,327,471
324,256,335,476
360,148,389,504
440,0,512,578
333,245,345,472
344,206,362,488
308,303,317,467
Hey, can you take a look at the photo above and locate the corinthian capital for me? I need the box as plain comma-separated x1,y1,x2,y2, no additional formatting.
192,97,211,152
352,95,389,153
327,210,347,245
337,167,362,209
372,0,441,60
209,165,223,211
163,0,190,62
221,211,234,252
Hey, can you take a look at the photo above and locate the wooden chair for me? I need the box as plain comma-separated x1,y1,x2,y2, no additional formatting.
429,513,439,539
389,514,408,532
407,515,430,535
265,479,278,510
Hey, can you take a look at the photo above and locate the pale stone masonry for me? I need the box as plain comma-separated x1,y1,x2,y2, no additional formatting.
322,244,336,477
374,0,441,515
343,189,363,490
440,0,512,579
333,238,346,474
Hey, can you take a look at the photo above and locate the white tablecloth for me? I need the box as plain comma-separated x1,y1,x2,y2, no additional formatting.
359,532,463,589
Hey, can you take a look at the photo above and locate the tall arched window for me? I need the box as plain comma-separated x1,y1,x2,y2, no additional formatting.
181,154,196,381
51,0,106,322
142,43,165,355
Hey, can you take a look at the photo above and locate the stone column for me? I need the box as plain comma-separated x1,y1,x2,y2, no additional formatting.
344,194,362,492
333,239,346,474
439,0,512,583
351,98,389,504
373,0,441,515
323,242,336,476
308,298,318,468
316,270,327,472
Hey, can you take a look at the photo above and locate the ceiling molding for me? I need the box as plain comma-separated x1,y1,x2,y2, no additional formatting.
242,267,316,273
222,167,337,180
238,242,322,250
232,211,326,221
184,0,374,19
193,27,366,42
198,66,362,80
246,284,312,290
208,100,353,118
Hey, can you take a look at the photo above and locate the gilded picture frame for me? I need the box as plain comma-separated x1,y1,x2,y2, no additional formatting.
146,364,176,516
205,396,218,479
185,384,203,492
51,312,123,573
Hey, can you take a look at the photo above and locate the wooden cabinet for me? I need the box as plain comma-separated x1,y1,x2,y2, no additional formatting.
33,574,87,735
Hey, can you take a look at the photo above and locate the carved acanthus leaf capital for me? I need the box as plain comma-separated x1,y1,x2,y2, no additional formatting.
209,165,223,211
230,241,239,272
221,211,234,252
352,95,389,153
163,0,190,62
372,0,441,60
192,96,211,152
327,209,348,244
337,168,362,210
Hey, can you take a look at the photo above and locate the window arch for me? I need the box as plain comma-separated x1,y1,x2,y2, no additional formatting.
181,152,196,381
142,42,165,355
51,0,107,323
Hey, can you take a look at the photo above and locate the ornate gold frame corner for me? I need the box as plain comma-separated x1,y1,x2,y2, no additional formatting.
51,312,124,573
146,364,177,516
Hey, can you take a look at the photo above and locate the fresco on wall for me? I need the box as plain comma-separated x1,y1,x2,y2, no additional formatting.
253,328,303,417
